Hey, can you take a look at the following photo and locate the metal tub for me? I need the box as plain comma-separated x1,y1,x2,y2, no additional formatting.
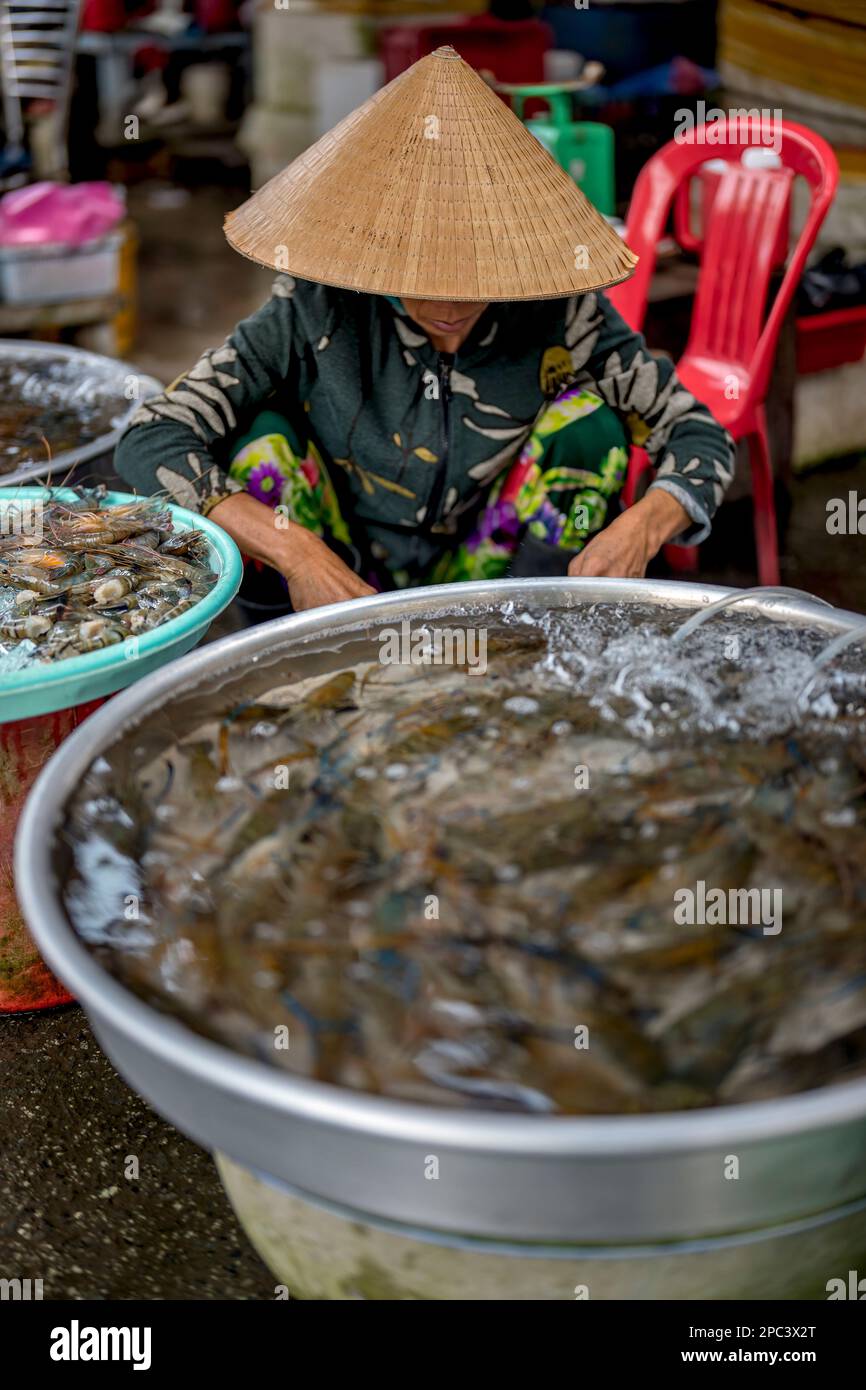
0,340,161,489
14,578,866,1298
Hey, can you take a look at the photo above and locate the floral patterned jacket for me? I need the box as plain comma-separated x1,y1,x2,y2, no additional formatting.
115,276,735,580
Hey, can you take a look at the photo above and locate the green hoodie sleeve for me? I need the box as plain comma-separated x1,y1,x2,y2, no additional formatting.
114,276,311,514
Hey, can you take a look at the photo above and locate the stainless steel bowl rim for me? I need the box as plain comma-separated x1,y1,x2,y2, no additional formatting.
16,578,866,1150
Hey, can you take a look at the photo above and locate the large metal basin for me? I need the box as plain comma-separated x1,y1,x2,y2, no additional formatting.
0,340,161,489
13,578,866,1295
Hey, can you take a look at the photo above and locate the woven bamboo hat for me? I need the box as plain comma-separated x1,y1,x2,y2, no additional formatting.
225,46,636,302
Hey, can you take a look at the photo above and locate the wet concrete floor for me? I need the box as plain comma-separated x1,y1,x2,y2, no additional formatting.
1,187,277,1300
2,182,865,1299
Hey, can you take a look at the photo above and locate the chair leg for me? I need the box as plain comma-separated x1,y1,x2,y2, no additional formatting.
623,445,698,572
622,446,653,509
664,542,699,573
748,424,780,586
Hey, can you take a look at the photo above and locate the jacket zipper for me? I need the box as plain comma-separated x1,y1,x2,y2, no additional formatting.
424,354,451,528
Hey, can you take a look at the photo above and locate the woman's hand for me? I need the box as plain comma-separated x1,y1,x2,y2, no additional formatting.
207,492,375,612
568,489,692,579
281,529,375,612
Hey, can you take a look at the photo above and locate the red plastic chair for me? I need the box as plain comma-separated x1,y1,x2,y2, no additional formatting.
609,120,838,586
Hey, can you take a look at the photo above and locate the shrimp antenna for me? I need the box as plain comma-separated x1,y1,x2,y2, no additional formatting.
52,439,83,496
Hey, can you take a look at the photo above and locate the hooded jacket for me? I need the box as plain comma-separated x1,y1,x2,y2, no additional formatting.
115,276,735,582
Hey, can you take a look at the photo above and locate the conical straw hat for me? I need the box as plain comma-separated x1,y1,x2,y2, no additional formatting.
225,46,637,302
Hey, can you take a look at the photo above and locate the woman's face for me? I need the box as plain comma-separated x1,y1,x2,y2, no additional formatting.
401,298,490,353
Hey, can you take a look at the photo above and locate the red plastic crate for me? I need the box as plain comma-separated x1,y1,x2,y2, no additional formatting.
0,698,104,1013
80,0,127,31
380,16,551,86
796,305,866,376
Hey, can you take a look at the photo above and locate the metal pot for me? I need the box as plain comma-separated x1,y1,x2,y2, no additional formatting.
0,340,161,489
14,578,866,1297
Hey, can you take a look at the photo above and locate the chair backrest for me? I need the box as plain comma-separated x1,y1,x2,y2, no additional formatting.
685,163,794,373
607,120,839,388
0,0,81,154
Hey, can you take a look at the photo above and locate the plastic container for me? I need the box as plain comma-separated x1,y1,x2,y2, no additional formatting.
0,489,242,721
380,17,551,86
81,0,128,32
195,0,241,33
0,700,102,1011
0,488,242,1011
0,233,123,307
796,306,866,376
0,182,125,249
540,2,716,84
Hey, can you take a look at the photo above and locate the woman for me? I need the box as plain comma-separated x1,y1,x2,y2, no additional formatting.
116,47,734,613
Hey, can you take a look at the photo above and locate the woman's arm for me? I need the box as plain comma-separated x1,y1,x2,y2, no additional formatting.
208,492,374,610
115,277,305,515
565,292,736,576
115,276,373,610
